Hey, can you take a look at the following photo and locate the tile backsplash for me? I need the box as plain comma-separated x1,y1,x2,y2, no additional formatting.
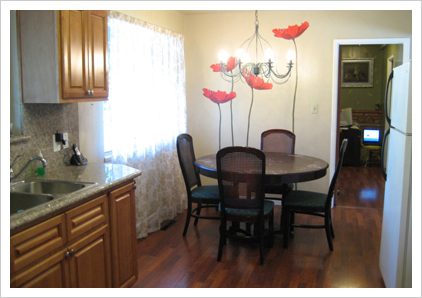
10,103,79,180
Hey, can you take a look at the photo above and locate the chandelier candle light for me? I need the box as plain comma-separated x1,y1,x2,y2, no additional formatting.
203,11,309,147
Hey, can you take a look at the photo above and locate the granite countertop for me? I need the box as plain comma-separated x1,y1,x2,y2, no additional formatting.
10,162,142,235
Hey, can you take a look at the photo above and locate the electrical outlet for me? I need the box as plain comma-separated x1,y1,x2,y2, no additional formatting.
63,132,69,149
53,135,61,152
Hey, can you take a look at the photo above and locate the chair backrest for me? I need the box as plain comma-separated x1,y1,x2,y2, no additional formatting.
261,129,296,154
217,146,266,212
326,139,348,209
177,134,201,191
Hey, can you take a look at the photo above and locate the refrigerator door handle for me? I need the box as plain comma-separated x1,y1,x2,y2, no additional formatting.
384,70,394,126
381,128,390,180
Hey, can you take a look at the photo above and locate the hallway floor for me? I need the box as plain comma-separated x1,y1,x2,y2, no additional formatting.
133,166,385,288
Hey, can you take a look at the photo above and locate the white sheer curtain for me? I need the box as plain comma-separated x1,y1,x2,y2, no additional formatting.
105,11,187,238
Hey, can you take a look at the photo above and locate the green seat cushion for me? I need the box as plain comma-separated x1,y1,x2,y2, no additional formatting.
191,185,220,202
283,190,327,211
264,183,293,195
225,200,274,218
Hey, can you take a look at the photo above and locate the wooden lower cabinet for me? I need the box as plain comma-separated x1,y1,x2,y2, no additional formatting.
109,182,138,287
68,225,111,287
11,181,138,288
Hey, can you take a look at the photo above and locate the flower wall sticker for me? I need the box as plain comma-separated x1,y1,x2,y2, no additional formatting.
202,12,307,149
273,21,310,133
206,56,237,148
202,88,236,104
242,70,273,146
243,71,273,90
202,88,236,149
272,21,309,40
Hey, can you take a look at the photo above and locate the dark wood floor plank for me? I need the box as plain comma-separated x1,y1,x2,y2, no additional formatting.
133,166,385,288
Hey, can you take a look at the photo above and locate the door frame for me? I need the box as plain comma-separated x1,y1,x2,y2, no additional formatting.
330,38,411,179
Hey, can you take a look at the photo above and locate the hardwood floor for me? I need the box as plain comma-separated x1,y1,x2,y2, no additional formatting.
132,166,386,288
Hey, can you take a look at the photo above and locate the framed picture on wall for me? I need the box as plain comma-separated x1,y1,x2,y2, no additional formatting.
341,58,374,87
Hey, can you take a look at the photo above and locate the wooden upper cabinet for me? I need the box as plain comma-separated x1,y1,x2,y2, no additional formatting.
18,10,108,103
61,10,108,100
87,11,108,98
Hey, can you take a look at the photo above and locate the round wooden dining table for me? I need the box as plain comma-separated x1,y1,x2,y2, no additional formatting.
194,152,329,184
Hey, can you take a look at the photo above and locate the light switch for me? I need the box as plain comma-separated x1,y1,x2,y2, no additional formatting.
63,132,69,149
53,135,61,152
312,104,319,114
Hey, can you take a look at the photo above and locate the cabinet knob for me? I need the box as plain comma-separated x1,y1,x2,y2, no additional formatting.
65,248,75,258
87,89,94,96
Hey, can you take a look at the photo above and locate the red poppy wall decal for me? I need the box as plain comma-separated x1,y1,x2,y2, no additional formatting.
208,56,238,147
202,88,236,104
226,56,237,72
272,21,309,40
210,63,222,72
272,21,310,133
202,88,236,149
242,72,273,90
210,56,237,72
202,12,306,148
240,71,272,146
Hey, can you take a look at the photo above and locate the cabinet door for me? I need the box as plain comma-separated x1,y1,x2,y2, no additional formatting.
60,10,89,99
68,225,112,288
109,182,138,287
11,250,68,288
86,11,108,99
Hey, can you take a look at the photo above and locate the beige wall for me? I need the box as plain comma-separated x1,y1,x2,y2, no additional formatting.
184,10,411,191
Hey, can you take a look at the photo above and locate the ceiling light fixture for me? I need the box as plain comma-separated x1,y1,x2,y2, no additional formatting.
216,10,294,86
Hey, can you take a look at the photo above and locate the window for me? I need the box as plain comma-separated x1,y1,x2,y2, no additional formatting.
104,12,186,161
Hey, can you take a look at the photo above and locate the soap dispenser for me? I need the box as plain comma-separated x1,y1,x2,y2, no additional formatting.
35,150,46,177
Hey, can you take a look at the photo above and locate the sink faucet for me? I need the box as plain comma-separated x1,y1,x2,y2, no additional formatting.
10,155,48,181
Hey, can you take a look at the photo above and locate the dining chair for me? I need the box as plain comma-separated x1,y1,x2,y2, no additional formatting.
261,129,296,154
281,139,348,251
176,134,220,237
216,146,274,265
260,128,296,195
260,129,296,227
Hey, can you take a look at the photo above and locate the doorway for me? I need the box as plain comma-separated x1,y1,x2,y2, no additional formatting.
329,38,411,181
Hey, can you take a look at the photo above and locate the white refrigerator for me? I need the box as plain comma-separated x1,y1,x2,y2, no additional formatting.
379,62,412,288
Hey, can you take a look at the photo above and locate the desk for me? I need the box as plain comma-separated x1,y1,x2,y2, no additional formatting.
362,145,381,167
195,152,329,184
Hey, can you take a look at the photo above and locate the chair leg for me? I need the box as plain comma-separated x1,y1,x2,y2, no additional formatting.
182,203,192,237
330,219,335,239
259,219,265,265
194,202,202,226
289,212,295,238
324,216,334,251
268,211,274,248
281,206,290,248
217,220,226,262
246,223,252,235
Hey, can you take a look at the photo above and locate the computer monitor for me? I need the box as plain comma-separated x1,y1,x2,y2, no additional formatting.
363,128,382,146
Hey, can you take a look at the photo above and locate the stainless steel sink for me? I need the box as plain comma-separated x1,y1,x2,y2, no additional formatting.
10,192,54,214
10,179,95,215
11,180,93,196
